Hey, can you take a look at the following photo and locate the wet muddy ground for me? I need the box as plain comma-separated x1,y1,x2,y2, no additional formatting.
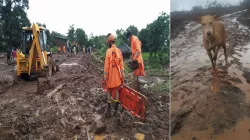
171,9,250,140
0,53,169,140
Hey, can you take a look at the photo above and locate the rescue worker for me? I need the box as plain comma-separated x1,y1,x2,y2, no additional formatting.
6,47,11,62
63,46,66,54
12,48,16,62
83,47,86,53
104,33,124,117
73,46,76,55
126,31,145,92
66,40,71,53
58,47,61,54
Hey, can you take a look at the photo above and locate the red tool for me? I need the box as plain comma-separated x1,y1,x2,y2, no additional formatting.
102,80,147,121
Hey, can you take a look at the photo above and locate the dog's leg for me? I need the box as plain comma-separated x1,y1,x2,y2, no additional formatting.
222,42,229,65
212,48,216,56
213,46,221,65
207,50,217,74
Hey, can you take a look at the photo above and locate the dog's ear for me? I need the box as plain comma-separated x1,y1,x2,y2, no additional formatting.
213,15,220,21
195,16,202,24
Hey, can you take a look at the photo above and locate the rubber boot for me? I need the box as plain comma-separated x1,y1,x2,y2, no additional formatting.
105,101,112,118
113,101,119,117
134,76,140,92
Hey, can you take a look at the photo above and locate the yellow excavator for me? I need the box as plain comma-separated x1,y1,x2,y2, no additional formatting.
16,23,59,79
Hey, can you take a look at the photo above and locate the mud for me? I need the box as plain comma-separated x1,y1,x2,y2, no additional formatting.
0,53,169,139
171,9,250,139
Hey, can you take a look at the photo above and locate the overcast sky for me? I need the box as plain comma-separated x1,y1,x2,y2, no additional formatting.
171,0,242,12
27,0,170,36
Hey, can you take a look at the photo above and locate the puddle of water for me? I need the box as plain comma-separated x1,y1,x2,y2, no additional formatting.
237,43,250,68
60,62,78,66
211,76,220,93
172,117,250,140
171,101,182,113
228,66,250,103
172,125,215,140
215,117,250,140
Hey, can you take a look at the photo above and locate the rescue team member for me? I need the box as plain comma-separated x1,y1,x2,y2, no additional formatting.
126,31,145,92
63,46,66,53
58,47,61,54
103,33,124,117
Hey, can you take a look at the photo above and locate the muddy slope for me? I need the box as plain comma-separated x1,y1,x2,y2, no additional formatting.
0,53,169,140
171,9,250,140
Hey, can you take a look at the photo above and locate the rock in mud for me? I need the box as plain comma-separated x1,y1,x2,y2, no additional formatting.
89,121,106,135
0,75,14,94
143,84,149,89
171,107,192,134
36,78,53,94
242,68,250,83
89,114,106,134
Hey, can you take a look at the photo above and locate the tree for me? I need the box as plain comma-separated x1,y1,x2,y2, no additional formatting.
144,12,170,64
126,25,139,36
67,24,75,42
75,28,87,47
116,28,127,46
0,0,30,51
138,28,149,52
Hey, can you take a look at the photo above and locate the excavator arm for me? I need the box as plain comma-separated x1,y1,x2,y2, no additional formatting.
28,23,48,75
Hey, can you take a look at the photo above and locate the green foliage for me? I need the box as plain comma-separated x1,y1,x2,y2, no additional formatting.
0,0,30,51
96,46,106,60
75,28,87,47
126,25,139,36
92,11,170,71
141,12,170,65
138,28,149,52
91,35,106,49
67,24,75,42
151,81,170,93
50,46,57,53
116,29,127,45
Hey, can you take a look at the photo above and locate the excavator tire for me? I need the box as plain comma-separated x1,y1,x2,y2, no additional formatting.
52,60,59,73
45,56,53,77
52,61,57,73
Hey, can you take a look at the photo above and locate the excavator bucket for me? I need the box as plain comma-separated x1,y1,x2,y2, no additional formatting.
102,80,147,120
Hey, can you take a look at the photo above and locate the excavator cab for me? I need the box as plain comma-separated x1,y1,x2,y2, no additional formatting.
16,24,58,79
21,27,48,56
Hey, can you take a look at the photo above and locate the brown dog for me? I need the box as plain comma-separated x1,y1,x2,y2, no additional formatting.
197,15,229,74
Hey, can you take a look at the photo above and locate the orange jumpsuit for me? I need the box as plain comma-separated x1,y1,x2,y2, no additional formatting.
58,47,61,53
63,46,66,53
130,35,145,76
104,44,124,89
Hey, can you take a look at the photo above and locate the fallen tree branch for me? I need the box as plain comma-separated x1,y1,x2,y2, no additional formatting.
46,84,64,98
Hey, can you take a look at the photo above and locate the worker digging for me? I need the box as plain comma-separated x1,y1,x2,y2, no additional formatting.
126,31,145,92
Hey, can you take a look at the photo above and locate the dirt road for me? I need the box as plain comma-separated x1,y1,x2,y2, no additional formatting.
0,53,169,139
171,10,250,140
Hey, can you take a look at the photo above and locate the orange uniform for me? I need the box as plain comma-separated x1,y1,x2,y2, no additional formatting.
104,44,124,89
58,47,61,52
130,35,145,76
63,46,66,53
